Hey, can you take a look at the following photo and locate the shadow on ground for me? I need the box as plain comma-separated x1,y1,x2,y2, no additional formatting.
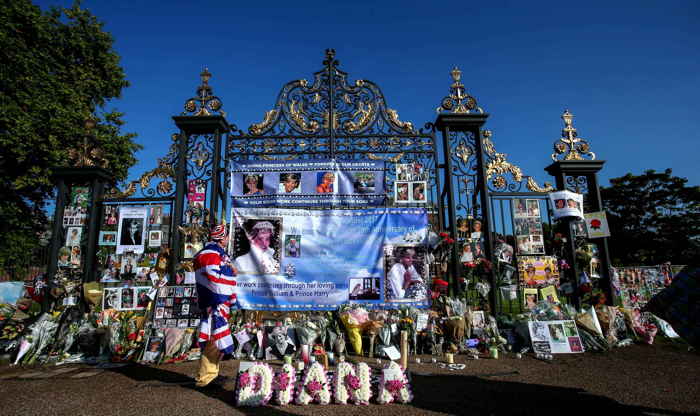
108,364,695,415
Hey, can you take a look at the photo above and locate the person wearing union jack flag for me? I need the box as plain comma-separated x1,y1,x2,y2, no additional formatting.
193,223,238,388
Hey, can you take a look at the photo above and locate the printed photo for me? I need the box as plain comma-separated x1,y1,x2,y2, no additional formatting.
563,321,578,338
396,164,412,182
456,218,470,240
513,199,528,218
142,336,163,363
177,319,189,328
349,277,381,300
183,287,193,297
190,319,200,327
165,298,174,307
411,182,426,203
104,205,118,226
166,319,177,328
516,235,531,253
385,246,427,301
120,254,138,278
232,218,281,275
554,199,566,209
149,206,163,225
135,287,150,308
119,217,145,246
70,246,81,268
243,173,265,196
471,219,483,240
316,171,336,194
395,182,409,202
148,230,162,248
155,307,165,319
459,242,474,263
352,172,376,194
568,337,584,352
278,173,301,194
99,231,117,246
529,321,549,341
285,235,301,258
66,227,82,247
518,256,560,286
526,199,541,217
471,310,485,329
181,303,190,315
70,186,89,208
540,285,560,304
548,323,567,343
103,288,121,310
174,286,185,298
120,288,134,309
524,288,538,310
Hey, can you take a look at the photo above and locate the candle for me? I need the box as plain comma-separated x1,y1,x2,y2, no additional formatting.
296,361,305,371
445,353,454,364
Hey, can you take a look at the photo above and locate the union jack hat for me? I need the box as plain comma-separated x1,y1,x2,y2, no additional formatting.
210,223,228,241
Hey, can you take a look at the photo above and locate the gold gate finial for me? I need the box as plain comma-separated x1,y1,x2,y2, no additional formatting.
436,66,484,114
182,67,225,117
551,109,595,161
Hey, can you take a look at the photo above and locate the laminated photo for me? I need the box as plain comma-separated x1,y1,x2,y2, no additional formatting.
523,288,538,310
518,256,559,287
65,227,82,247
116,206,148,254
99,231,117,246
539,285,560,304
549,190,584,220
584,211,611,238
148,230,162,247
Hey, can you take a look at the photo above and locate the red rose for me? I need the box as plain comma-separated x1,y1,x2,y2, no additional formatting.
127,333,137,341
590,219,601,229
439,232,449,238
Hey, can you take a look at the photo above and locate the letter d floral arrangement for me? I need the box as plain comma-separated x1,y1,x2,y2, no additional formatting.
235,360,412,407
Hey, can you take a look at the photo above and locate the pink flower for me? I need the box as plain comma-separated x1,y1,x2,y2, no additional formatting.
239,372,251,388
345,374,361,390
306,380,323,395
275,372,290,390
386,379,405,393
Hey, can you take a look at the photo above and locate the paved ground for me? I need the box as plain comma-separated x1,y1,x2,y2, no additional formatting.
0,340,698,416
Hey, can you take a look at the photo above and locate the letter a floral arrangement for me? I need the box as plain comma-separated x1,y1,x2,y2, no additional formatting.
235,360,411,407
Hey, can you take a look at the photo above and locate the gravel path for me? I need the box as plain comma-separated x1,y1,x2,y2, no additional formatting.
1,340,698,416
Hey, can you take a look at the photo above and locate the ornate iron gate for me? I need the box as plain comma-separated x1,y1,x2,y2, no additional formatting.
225,49,442,219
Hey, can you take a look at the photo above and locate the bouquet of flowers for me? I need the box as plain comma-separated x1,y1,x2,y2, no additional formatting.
18,313,59,365
339,305,369,355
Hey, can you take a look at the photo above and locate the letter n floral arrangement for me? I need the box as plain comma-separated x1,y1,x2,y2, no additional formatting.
376,361,413,404
296,361,331,405
333,361,372,405
273,363,296,405
236,362,274,406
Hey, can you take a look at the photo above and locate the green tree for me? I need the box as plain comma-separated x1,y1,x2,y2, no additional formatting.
601,169,700,266
0,0,140,276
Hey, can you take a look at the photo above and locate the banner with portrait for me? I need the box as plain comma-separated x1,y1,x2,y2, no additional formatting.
229,207,430,310
230,159,386,208
116,206,148,254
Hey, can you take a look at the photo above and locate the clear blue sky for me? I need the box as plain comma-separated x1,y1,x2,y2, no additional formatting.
37,0,700,187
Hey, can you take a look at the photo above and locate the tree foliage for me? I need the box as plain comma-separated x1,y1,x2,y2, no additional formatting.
0,0,140,274
601,169,700,266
